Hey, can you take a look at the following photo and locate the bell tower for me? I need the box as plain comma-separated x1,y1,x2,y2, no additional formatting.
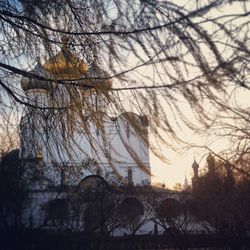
20,63,52,161
191,158,199,188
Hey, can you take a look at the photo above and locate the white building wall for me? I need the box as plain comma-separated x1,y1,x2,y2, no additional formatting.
20,91,151,186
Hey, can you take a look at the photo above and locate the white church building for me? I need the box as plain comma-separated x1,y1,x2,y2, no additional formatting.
19,38,151,187
15,38,153,231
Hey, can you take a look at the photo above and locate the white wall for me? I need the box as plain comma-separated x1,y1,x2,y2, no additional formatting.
20,91,151,186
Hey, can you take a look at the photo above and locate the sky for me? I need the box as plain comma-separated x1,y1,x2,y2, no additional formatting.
148,1,250,188
150,86,250,188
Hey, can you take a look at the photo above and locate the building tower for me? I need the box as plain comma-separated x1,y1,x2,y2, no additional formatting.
206,152,215,174
191,158,199,188
19,36,151,187
20,63,53,161
183,173,189,191
224,160,235,188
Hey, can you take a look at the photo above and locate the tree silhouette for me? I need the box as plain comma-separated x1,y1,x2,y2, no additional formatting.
192,158,250,243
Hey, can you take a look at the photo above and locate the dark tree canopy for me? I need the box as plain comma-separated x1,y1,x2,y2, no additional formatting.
0,0,250,165
192,161,250,237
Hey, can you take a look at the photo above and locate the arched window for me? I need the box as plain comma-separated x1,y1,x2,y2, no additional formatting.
96,168,102,176
118,197,144,223
84,204,102,232
45,199,68,222
128,168,133,185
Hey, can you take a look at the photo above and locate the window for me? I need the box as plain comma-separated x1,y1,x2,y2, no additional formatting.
96,168,102,176
44,199,68,222
128,168,133,185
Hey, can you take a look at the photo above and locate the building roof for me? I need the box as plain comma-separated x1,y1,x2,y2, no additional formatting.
78,61,112,92
192,159,199,169
43,36,88,80
20,63,53,92
21,36,112,94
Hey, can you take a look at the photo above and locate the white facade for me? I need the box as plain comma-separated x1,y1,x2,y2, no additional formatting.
14,44,153,231
20,109,151,187
19,63,151,187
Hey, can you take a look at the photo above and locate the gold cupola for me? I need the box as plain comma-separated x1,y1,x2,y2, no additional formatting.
78,60,112,92
43,36,112,95
43,36,88,80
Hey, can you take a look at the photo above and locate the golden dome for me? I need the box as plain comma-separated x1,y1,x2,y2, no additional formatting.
43,37,88,80
78,61,112,91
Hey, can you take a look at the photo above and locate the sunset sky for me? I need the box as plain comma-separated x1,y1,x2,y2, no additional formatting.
151,86,250,188
148,1,250,188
